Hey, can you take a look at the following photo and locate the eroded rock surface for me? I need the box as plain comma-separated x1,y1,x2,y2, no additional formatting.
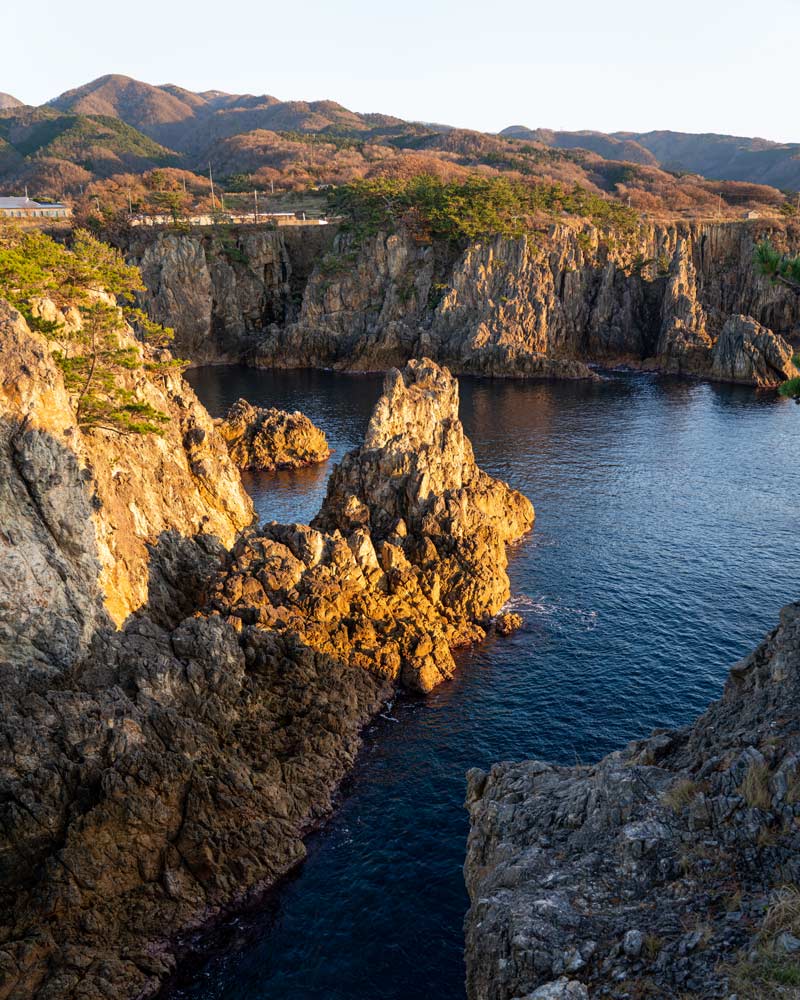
464,603,800,1000
211,359,534,693
218,398,331,471
0,300,253,671
0,341,533,999
129,221,800,385
710,313,800,385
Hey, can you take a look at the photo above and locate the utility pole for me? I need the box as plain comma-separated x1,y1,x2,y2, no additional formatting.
128,190,132,214
209,164,216,211
271,179,274,195
717,193,722,221
254,189,259,224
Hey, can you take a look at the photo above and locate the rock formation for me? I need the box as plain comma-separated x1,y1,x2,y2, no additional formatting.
710,314,800,385
0,332,532,999
0,300,253,671
128,220,800,386
464,603,800,1000
129,225,334,363
218,398,331,471
210,359,534,693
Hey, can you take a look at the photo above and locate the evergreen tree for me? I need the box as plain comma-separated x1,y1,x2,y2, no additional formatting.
0,225,177,432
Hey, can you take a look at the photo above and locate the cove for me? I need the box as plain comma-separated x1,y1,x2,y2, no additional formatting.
165,366,800,1000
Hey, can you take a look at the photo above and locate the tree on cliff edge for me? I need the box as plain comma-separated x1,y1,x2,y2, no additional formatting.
755,239,800,296
0,225,177,432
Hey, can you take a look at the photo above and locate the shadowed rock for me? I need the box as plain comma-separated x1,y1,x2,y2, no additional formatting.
464,603,800,999
0,339,533,999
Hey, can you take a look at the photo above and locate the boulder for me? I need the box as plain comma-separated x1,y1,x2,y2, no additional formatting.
218,398,330,471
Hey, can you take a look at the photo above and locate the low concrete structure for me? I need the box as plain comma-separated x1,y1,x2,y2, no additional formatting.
129,211,329,227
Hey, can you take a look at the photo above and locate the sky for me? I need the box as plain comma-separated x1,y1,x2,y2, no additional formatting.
5,0,797,142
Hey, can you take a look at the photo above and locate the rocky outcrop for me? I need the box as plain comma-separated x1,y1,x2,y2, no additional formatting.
218,398,331,471
0,300,253,672
464,603,800,1000
129,225,335,363
0,348,532,999
211,359,534,693
128,219,800,385
710,314,800,386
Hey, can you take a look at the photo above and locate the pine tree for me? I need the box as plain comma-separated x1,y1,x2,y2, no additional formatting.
0,225,178,432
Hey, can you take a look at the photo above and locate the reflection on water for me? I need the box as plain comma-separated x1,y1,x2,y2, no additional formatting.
174,366,800,1000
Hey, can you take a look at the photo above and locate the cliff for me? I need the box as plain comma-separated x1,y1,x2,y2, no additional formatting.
128,224,335,363
0,348,532,999
0,300,252,674
464,603,800,1000
129,220,800,386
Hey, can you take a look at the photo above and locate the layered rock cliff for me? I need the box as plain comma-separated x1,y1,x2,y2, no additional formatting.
464,603,800,1000
129,220,800,386
128,225,335,363
0,342,532,999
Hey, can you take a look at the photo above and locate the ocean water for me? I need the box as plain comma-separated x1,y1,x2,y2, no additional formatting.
170,365,800,1000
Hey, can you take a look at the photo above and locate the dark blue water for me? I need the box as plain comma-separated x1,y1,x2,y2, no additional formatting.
176,366,800,1000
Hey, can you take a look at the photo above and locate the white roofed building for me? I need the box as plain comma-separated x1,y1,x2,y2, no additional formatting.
0,196,71,218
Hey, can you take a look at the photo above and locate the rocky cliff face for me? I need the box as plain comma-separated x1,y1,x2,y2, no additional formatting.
218,398,331,471
0,348,532,999
129,220,800,385
211,360,533,694
0,300,252,673
129,225,335,364
464,603,800,1000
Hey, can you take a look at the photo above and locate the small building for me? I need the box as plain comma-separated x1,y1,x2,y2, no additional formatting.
0,196,71,219
744,210,761,220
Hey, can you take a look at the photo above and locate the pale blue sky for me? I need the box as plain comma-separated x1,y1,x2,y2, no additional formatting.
6,0,796,142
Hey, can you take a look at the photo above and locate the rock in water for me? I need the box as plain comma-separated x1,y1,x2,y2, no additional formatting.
314,358,534,625
464,602,800,1000
0,330,533,999
210,359,534,693
218,398,331,471
710,313,799,386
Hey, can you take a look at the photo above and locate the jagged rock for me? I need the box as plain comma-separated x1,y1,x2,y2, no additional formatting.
0,343,533,999
130,221,800,385
313,358,535,627
496,612,524,635
656,237,713,373
464,603,800,1000
523,980,589,1000
710,313,799,386
131,226,334,362
210,360,534,693
0,300,253,669
218,398,330,471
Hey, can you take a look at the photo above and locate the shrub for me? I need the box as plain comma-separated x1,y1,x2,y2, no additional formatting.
328,174,641,245
739,760,773,810
662,778,700,812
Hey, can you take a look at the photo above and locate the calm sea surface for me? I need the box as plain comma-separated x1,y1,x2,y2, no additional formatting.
170,365,800,1000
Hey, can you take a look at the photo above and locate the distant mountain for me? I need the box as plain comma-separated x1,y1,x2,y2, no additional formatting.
500,126,800,189
49,74,213,133
0,93,23,111
49,75,404,155
0,74,796,218
0,105,178,195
